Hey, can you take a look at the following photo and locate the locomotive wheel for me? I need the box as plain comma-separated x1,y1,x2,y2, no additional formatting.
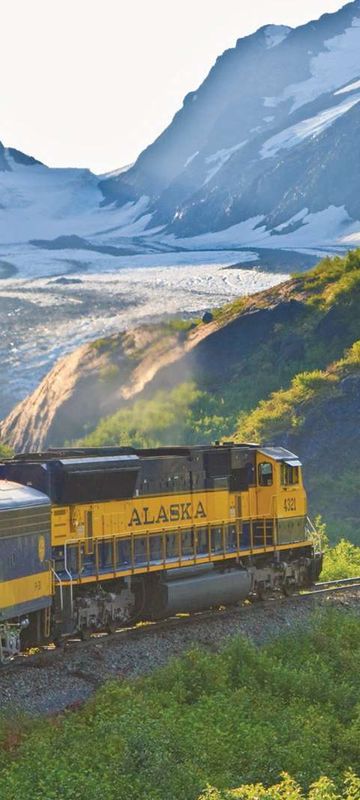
256,582,267,601
282,579,296,597
52,626,65,648
105,619,118,635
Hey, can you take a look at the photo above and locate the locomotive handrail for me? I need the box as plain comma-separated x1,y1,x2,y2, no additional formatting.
63,543,74,614
57,508,317,589
59,513,306,583
49,562,64,611
305,516,322,553
271,495,278,547
67,513,286,546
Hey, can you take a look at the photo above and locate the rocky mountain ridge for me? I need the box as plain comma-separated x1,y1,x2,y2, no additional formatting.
101,0,360,249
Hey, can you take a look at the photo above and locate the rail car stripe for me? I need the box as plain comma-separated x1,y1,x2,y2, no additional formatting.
0,571,52,613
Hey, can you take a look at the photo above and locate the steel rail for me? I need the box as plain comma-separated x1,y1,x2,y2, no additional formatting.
2,578,360,671
315,576,360,588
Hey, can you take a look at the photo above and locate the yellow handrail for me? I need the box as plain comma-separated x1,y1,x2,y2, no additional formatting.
61,512,311,581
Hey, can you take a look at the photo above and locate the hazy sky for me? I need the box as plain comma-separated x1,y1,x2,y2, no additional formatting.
1,0,347,173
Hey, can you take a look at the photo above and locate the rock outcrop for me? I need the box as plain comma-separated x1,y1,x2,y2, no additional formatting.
0,316,221,452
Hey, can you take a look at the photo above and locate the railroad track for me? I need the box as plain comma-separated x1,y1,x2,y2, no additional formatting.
1,575,356,672
303,576,360,595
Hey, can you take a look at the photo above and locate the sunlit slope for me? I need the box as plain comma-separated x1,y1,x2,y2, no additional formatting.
2,250,360,541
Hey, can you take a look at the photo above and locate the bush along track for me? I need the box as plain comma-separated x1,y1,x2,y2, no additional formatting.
199,771,360,800
0,608,360,799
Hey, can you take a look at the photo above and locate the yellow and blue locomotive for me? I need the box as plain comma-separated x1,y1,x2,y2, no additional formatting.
0,443,322,659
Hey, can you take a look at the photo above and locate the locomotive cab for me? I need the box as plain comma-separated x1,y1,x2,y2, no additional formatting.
254,447,307,546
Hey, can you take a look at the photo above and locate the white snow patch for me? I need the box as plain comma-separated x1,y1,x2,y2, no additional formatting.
264,25,291,49
184,151,199,168
274,210,308,231
270,206,360,247
261,94,360,158
164,217,269,249
263,96,278,109
339,227,360,245
335,77,360,95
165,206,360,251
204,142,247,185
265,16,360,112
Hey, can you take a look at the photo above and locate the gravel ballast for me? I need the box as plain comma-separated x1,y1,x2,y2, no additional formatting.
0,591,358,717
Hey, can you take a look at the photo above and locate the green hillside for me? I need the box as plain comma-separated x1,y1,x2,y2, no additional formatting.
235,341,360,542
76,381,229,449
77,250,360,541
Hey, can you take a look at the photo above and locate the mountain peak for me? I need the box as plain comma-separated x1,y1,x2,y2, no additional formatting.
262,24,292,49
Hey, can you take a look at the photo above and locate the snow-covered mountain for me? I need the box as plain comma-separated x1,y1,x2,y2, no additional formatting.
2,0,360,277
0,143,153,245
0,143,166,276
100,0,360,251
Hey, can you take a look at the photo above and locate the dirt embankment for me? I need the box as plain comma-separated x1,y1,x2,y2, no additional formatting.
0,311,224,451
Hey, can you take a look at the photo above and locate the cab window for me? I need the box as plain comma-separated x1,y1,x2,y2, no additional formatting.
281,464,299,486
258,462,273,486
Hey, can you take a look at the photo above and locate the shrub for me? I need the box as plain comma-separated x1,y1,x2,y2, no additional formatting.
322,540,360,581
76,382,234,448
198,771,360,800
1,611,360,799
0,442,12,458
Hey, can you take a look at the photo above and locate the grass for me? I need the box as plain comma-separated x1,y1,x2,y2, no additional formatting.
163,317,201,334
0,610,359,799
322,539,360,580
76,382,233,449
235,339,360,444
0,443,12,458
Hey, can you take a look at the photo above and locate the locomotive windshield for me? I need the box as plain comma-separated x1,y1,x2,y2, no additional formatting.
258,462,273,486
281,463,300,486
